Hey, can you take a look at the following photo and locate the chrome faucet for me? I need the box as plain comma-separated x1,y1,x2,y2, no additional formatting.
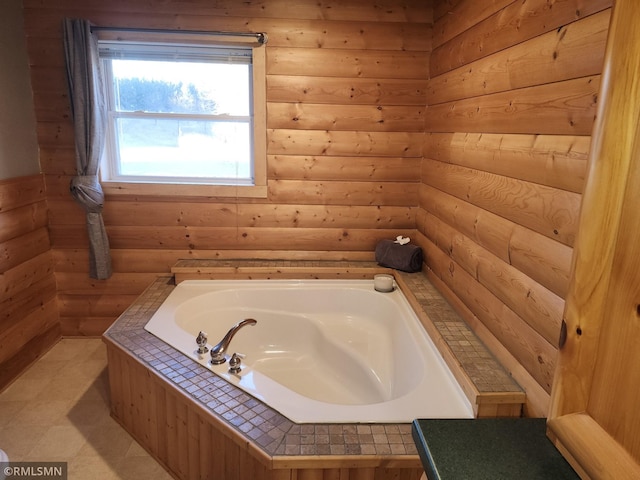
210,318,257,365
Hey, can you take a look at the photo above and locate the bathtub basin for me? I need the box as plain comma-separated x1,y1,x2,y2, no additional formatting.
144,279,473,423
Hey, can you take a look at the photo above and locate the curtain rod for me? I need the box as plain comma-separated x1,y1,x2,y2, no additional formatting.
90,26,267,45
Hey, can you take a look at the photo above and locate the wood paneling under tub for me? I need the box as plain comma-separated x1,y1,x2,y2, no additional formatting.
423,0,613,417
23,0,431,336
0,174,61,390
105,341,423,480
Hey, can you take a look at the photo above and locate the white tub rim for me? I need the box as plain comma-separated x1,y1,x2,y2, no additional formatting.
144,278,474,423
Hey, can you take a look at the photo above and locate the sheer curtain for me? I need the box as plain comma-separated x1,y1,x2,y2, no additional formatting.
62,18,112,279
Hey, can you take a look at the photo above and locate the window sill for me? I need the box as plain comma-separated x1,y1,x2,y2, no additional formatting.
102,181,267,199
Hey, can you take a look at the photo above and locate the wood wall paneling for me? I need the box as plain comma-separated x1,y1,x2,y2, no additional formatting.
430,0,611,76
24,0,430,335
424,0,612,416
19,0,617,434
0,175,60,390
427,11,611,106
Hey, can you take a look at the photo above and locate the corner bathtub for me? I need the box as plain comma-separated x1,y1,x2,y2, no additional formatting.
144,279,473,423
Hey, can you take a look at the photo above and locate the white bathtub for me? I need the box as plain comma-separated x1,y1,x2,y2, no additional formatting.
144,279,473,423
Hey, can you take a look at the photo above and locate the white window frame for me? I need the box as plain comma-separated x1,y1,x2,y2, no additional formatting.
96,30,267,198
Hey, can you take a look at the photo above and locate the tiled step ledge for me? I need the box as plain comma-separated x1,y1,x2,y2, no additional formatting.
171,259,525,417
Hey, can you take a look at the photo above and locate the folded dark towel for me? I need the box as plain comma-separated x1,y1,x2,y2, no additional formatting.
375,239,423,273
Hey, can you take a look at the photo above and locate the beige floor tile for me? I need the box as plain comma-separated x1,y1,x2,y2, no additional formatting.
63,360,109,384
0,423,45,461
77,421,134,461
0,339,171,479
40,371,94,403
0,401,26,428
7,398,74,427
115,455,174,480
41,339,101,363
17,359,69,382
25,425,92,461
62,384,112,429
0,377,49,402
124,440,149,458
68,454,123,480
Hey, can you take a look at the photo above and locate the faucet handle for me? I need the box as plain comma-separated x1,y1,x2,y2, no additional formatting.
196,331,209,354
228,353,242,374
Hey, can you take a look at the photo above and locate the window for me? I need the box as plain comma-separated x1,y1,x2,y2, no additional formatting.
97,31,267,197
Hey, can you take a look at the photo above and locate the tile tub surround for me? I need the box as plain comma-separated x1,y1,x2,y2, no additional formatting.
171,259,525,416
103,277,420,459
102,261,523,476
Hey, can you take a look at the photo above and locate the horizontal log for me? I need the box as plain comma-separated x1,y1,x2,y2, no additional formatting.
267,103,425,132
44,199,85,225
428,10,610,105
35,120,75,148
35,147,76,176
421,260,550,417
0,298,59,364
28,67,68,95
421,159,582,246
60,316,119,337
0,275,57,329
27,23,431,72
0,200,49,243
430,0,612,76
162,203,413,228
32,93,71,123
23,0,432,23
426,133,589,193
509,226,573,299
419,183,512,262
267,179,418,206
48,198,415,229
49,225,412,251
0,174,46,213
420,183,574,298
45,173,420,208
267,47,428,79
424,75,600,136
424,237,557,393
25,11,431,51
58,294,142,318
55,272,160,296
0,324,60,391
268,155,420,181
266,76,427,106
420,211,564,345
0,252,55,304
433,0,464,22
268,129,424,157
52,248,375,273
432,0,513,48
0,228,52,274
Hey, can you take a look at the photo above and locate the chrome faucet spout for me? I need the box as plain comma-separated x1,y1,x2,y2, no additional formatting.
210,318,257,365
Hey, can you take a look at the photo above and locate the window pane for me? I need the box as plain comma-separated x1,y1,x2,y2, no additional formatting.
115,117,252,180
112,60,250,116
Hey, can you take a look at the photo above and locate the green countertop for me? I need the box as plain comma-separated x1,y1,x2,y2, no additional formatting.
412,418,580,480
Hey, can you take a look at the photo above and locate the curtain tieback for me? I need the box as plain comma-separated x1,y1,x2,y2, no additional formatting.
70,175,105,213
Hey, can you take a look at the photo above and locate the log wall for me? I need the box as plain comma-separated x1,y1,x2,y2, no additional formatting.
420,0,613,416
0,174,60,390
22,0,431,336
20,0,617,419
